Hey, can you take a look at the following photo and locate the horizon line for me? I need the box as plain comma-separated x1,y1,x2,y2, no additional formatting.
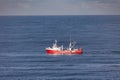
0,14,120,16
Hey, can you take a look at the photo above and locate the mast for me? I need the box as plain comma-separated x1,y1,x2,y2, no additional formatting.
69,35,72,50
68,36,76,50
53,40,57,48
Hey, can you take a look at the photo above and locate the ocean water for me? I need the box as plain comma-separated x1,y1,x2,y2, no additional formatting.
0,15,120,80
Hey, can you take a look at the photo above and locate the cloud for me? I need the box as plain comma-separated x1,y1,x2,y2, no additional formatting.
0,0,120,15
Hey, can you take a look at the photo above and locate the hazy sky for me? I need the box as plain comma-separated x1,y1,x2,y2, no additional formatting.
0,0,120,15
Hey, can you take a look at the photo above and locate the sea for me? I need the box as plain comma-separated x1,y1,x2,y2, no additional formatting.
0,15,120,80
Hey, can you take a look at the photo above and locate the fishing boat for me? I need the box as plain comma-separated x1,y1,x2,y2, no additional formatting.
46,40,83,55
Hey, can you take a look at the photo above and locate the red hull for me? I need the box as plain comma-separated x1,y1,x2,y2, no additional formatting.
46,48,83,55
46,40,83,55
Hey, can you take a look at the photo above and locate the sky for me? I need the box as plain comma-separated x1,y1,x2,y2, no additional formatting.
0,0,120,15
